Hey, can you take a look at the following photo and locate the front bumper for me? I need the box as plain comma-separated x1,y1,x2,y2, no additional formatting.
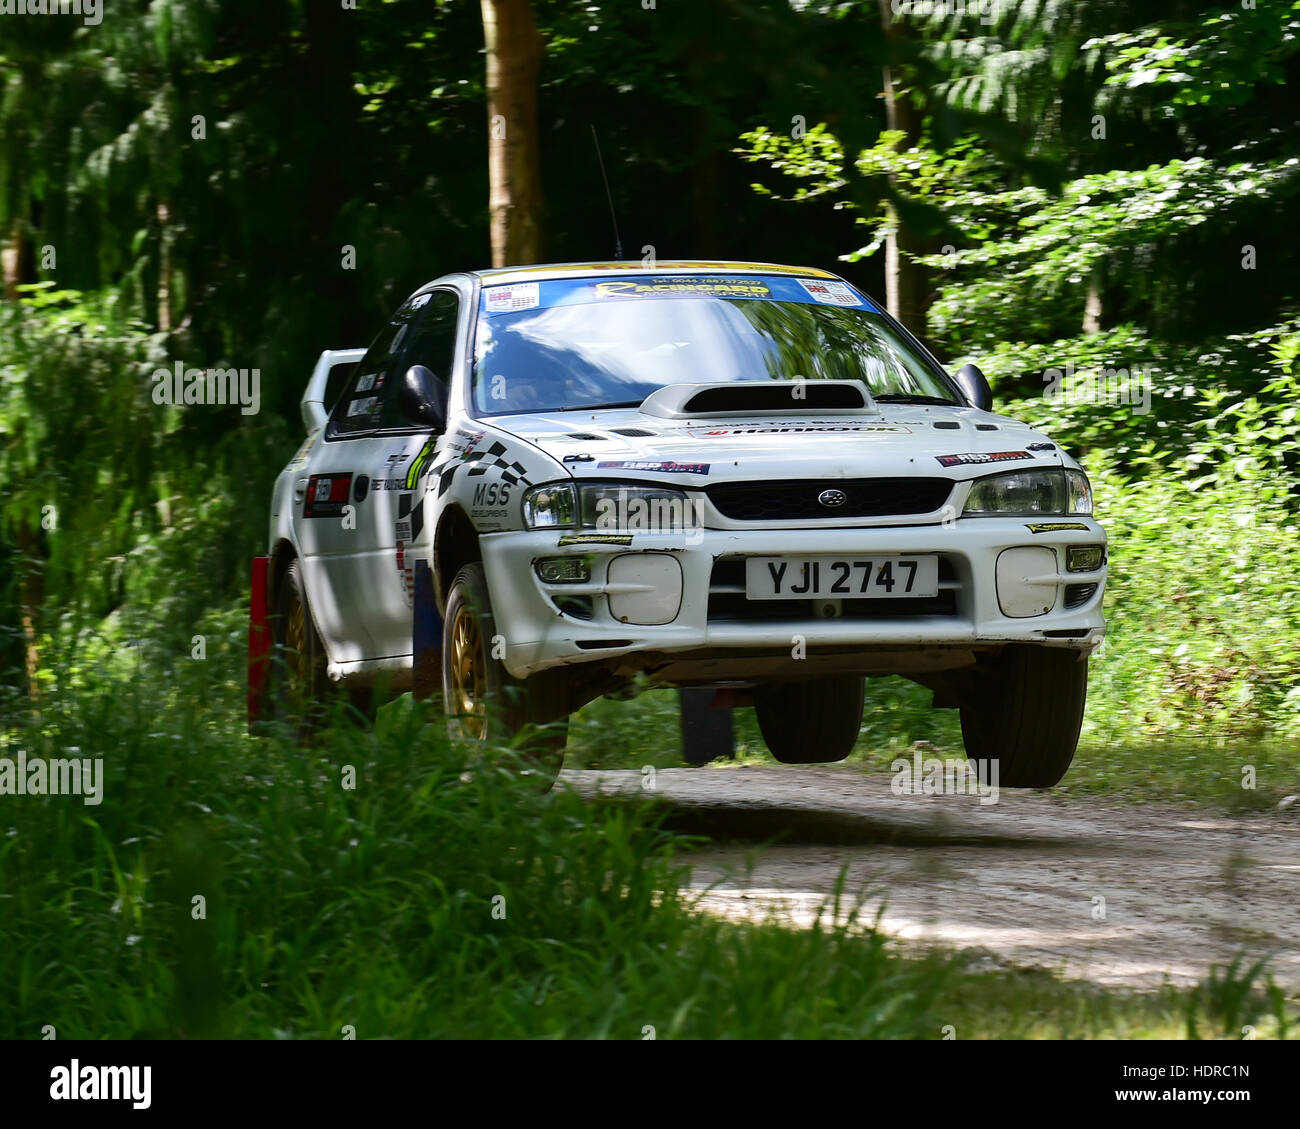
481,519,1107,680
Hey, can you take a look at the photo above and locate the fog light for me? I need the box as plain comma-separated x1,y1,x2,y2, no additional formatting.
1066,545,1105,573
995,547,1057,618
607,553,683,625
535,556,591,584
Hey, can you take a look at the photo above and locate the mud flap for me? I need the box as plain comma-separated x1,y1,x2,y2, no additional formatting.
247,556,271,730
413,558,442,701
680,687,735,765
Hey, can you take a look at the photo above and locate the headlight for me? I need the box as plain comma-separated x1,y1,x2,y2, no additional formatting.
523,481,693,531
579,483,690,530
963,468,1093,516
522,482,577,528
1065,469,1093,514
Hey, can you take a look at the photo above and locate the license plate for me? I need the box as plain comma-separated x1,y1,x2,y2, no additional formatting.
744,555,939,600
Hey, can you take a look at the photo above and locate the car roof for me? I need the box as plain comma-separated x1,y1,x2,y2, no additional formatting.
472,260,839,285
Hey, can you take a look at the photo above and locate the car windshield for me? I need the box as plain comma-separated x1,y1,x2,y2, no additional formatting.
471,275,958,414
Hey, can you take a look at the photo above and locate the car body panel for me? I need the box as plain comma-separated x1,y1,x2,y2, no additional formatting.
266,261,1106,689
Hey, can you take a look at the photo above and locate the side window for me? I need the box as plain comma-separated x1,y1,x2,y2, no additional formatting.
323,361,358,414
328,293,432,437
379,289,459,430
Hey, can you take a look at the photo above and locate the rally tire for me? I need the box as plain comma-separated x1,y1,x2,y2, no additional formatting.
269,558,331,740
959,645,1088,788
442,562,568,783
755,675,865,764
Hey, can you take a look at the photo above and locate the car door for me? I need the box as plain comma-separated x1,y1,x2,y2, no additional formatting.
357,288,461,658
297,291,451,664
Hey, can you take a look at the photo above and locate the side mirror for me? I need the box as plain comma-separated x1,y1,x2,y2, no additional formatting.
400,365,446,430
953,363,992,411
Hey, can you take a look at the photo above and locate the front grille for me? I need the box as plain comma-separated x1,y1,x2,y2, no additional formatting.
1064,583,1097,609
707,556,959,622
705,478,953,521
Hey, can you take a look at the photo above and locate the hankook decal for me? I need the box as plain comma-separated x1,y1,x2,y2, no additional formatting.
689,425,909,437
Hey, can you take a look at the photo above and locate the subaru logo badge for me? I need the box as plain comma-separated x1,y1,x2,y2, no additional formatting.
818,488,847,508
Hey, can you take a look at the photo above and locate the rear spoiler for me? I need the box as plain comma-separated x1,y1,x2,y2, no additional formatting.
302,348,366,432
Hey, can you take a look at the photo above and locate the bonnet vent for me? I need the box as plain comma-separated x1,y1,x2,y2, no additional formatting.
638,380,876,419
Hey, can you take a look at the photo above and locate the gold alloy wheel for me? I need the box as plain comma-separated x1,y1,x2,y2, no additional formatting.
449,602,488,739
283,595,309,710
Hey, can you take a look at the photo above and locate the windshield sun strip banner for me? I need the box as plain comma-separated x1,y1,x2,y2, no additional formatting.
480,275,880,316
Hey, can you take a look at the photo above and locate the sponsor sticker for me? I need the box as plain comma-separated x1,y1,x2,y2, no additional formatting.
405,438,437,489
303,473,353,519
935,450,1032,467
797,278,864,306
1025,521,1091,533
484,282,540,313
689,424,908,437
356,371,377,392
347,395,378,417
558,533,635,547
596,460,711,475
288,434,315,469
594,277,772,300
394,492,425,606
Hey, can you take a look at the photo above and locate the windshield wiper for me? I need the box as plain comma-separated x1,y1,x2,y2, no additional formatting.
557,400,645,411
872,394,958,405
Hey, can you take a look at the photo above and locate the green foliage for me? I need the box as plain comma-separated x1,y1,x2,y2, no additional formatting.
1095,3,1300,110
924,157,1300,349
1185,953,1289,1041
0,641,966,1039
0,291,291,651
3,642,1292,1038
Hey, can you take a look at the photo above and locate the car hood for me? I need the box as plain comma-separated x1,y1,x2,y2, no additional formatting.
490,403,1067,483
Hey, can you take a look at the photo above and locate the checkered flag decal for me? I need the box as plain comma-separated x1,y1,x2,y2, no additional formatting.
398,491,424,539
465,441,531,486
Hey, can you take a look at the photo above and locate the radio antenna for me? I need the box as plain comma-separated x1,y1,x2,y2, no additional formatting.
590,125,624,260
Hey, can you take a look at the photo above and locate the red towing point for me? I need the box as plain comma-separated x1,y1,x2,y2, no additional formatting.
247,556,271,728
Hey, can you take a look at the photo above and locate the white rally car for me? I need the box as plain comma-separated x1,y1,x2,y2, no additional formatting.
247,261,1106,787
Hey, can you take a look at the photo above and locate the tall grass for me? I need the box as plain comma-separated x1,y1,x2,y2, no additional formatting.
0,635,962,1039
1,629,1293,1038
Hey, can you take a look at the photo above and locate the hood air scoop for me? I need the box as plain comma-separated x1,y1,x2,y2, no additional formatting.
637,380,877,419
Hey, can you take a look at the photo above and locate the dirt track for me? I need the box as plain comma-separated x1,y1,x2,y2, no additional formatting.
563,765,1300,989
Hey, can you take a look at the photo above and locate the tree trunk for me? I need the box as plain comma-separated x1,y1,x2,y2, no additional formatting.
877,0,934,340
157,199,172,333
3,216,36,301
481,0,544,267
1083,263,1103,334
16,520,43,700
